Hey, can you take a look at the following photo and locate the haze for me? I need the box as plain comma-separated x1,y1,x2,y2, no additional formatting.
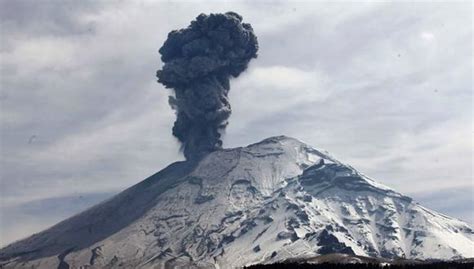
0,1,472,246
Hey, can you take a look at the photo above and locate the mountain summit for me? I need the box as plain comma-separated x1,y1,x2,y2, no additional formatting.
1,136,473,268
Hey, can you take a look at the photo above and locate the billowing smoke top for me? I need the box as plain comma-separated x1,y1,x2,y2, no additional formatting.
157,12,258,160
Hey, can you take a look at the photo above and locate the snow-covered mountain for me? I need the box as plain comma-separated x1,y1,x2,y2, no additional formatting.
1,136,473,268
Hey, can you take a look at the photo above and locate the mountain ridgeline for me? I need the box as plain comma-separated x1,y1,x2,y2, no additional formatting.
1,136,473,268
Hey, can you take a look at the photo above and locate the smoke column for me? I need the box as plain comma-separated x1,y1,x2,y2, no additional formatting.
157,12,258,160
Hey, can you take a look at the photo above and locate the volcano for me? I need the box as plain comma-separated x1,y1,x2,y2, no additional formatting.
1,136,473,268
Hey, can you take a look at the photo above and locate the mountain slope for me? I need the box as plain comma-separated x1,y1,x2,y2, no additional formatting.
1,136,473,268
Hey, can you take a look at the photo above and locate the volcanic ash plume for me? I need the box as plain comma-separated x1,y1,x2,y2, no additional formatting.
157,12,258,160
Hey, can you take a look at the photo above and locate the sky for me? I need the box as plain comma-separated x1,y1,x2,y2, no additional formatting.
0,0,472,247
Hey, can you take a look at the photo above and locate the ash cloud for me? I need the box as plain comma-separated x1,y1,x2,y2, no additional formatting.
157,12,258,160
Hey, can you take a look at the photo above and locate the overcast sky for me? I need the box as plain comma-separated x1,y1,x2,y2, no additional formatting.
0,0,472,246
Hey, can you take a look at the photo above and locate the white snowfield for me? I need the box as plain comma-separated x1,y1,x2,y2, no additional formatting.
1,136,473,268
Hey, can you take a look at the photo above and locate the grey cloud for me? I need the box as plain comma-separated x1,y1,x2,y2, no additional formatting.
0,0,101,40
225,1,472,194
0,192,114,247
411,188,474,225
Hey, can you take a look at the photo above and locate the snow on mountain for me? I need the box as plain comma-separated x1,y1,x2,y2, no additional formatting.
1,136,473,268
